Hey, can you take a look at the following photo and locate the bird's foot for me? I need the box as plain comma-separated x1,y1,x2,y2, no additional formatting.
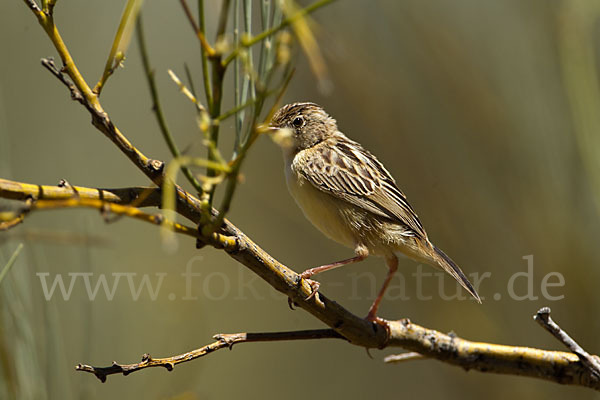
287,273,321,308
302,278,321,301
299,271,320,301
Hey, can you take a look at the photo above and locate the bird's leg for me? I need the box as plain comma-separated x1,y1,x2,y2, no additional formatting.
365,255,398,323
299,246,368,301
300,254,366,279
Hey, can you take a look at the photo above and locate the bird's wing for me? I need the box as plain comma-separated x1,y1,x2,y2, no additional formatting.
293,136,427,238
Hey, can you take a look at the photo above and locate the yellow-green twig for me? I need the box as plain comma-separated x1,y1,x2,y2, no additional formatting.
1,198,198,239
24,0,99,108
94,0,144,95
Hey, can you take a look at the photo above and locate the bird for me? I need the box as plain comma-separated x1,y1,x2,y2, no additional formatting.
269,102,480,322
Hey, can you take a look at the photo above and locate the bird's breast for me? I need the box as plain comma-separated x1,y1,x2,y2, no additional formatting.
284,153,357,249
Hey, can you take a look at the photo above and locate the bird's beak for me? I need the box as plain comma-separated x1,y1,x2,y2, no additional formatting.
257,125,280,134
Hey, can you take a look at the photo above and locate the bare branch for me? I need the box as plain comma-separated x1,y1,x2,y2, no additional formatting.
1,197,198,239
76,340,226,383
386,318,599,389
76,329,343,382
136,15,204,194
2,178,600,389
179,0,215,57
93,0,143,95
40,58,84,104
535,307,600,379
0,179,236,250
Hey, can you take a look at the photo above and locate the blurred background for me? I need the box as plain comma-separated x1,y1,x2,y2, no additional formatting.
1,0,600,399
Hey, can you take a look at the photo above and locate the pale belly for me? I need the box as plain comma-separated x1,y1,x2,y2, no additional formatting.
285,160,358,250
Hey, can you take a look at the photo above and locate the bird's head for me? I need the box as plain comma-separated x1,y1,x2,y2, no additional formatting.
269,102,338,151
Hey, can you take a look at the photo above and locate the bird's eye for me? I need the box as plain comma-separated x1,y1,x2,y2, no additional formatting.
292,116,304,128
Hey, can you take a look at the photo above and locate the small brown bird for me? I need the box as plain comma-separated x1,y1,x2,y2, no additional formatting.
270,102,480,322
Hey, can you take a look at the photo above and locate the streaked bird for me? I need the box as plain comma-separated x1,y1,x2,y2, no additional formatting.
270,102,480,322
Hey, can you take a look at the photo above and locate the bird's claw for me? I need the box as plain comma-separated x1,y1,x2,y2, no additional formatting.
303,278,320,301
287,275,320,308
287,297,296,310
296,272,320,301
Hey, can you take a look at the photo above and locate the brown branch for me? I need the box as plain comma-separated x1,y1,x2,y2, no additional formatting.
40,58,85,104
76,329,343,382
76,339,226,383
3,178,600,389
179,0,215,57
385,317,599,389
535,307,600,379
72,315,600,389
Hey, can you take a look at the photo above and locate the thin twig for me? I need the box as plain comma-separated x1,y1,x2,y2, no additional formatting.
534,307,600,379
94,0,144,95
0,211,26,230
76,341,225,383
0,179,236,250
216,96,261,122
167,69,207,113
136,15,204,194
179,0,215,56
33,17,159,186
257,0,272,83
25,1,99,108
213,329,344,345
233,0,241,154
40,58,84,104
232,0,255,157
215,0,231,42
76,329,343,382
198,0,213,108
183,62,197,98
204,0,230,201
0,197,198,239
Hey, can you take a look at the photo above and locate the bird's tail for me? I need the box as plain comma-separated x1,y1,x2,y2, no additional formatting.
428,244,481,303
